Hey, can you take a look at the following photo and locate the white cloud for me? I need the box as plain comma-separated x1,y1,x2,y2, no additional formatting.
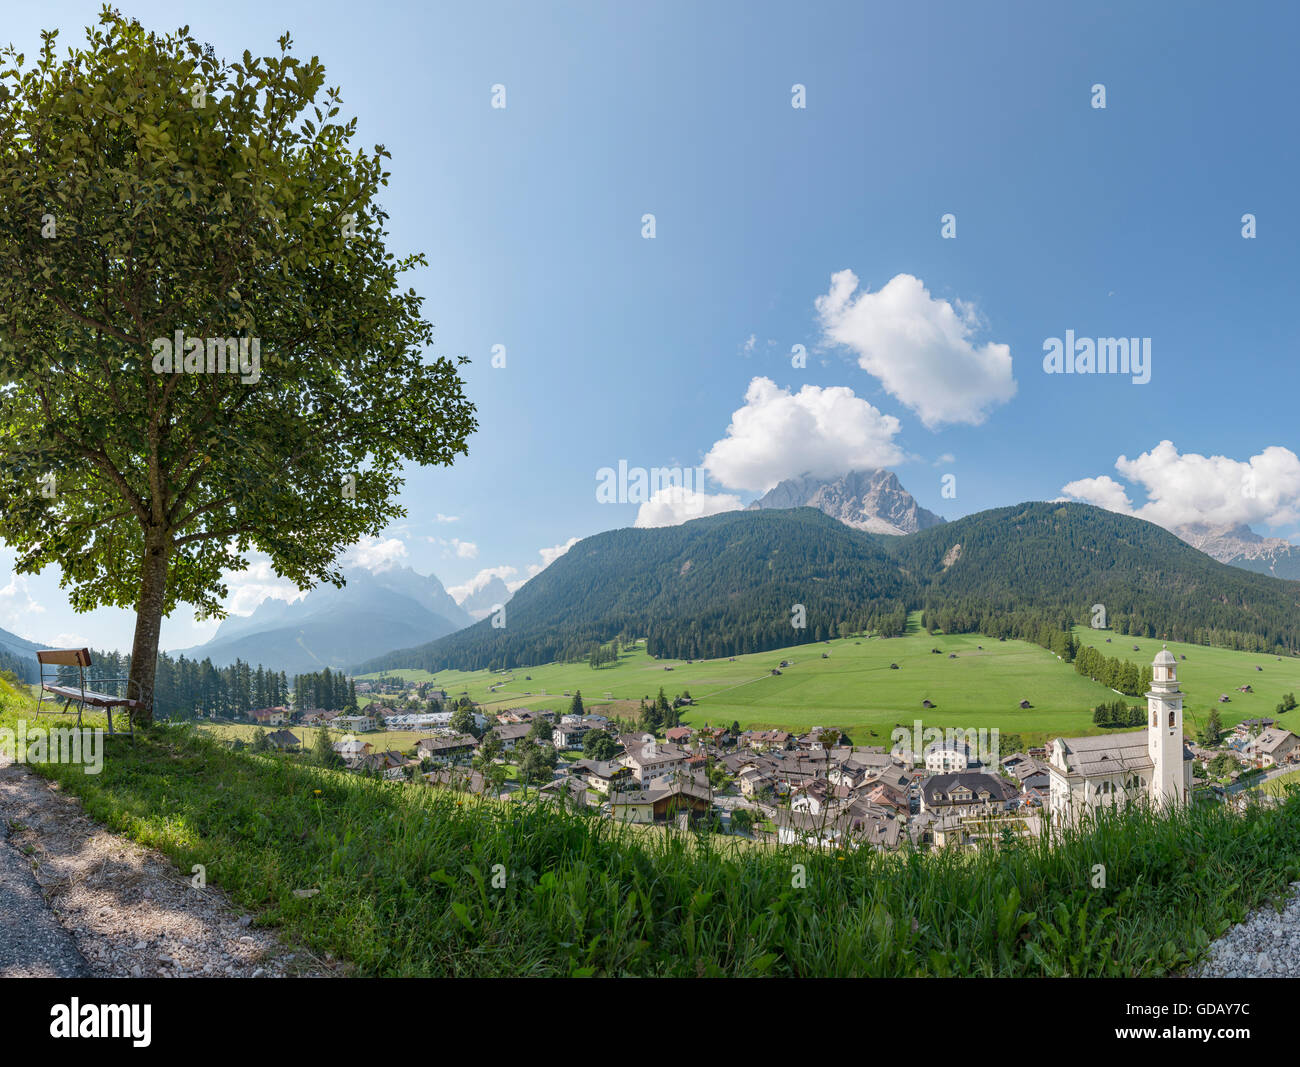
222,558,309,616
450,539,478,560
345,536,409,573
634,487,743,528
1058,474,1135,515
815,271,1016,429
435,513,459,523
508,537,583,589
0,573,44,639
1060,441,1300,531
702,377,904,493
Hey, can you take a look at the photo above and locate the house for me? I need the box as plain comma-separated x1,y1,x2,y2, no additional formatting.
299,708,338,726
552,722,590,749
249,706,290,726
665,726,694,745
773,805,901,851
924,738,977,772
426,767,490,795
1010,756,1052,792
265,729,300,750
920,772,1019,814
744,729,794,752
620,737,691,784
334,713,377,733
333,736,373,765
568,758,633,794
538,776,589,806
789,778,846,816
609,779,711,824
1247,727,1299,767
355,750,416,780
415,733,479,763
494,724,533,752
1047,649,1193,824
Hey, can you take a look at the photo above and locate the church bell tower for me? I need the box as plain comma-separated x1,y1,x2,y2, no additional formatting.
1147,647,1186,808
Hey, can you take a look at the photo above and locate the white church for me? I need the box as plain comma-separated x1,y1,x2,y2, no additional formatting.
1048,647,1193,824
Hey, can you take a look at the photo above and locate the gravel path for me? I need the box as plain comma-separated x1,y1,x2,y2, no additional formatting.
1190,880,1300,977
0,761,336,978
0,811,90,976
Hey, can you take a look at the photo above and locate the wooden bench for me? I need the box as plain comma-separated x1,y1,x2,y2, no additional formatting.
36,649,140,736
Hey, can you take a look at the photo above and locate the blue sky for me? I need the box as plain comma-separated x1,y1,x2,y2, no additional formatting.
4,0,1300,653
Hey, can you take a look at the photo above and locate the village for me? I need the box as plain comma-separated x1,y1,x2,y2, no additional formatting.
227,650,1300,852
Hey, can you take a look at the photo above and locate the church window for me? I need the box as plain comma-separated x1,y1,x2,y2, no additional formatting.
1169,711,1175,727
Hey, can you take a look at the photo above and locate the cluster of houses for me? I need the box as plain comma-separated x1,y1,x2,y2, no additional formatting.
236,649,1300,852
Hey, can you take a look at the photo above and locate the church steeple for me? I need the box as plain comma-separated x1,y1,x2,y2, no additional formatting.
1147,647,1185,808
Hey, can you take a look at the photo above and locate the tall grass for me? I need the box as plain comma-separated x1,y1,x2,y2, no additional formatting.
9,707,1300,976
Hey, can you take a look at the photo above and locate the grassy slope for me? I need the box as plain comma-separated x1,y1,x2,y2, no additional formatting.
359,614,1300,746
1,694,1299,975
6,676,1300,977
1072,627,1300,734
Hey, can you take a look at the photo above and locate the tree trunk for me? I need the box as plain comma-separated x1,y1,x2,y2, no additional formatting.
127,536,170,726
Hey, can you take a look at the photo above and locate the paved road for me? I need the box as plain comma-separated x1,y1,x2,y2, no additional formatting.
0,771,91,977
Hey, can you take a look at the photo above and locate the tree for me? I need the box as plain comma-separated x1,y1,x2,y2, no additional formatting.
1198,707,1223,748
449,704,478,738
583,728,618,761
0,11,476,722
518,742,557,788
477,728,503,764
312,727,342,769
251,727,269,752
568,690,584,717
528,716,554,743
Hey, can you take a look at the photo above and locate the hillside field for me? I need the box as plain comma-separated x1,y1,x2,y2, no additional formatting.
357,614,1300,746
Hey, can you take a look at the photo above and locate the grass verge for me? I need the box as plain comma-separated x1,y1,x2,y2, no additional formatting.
4,696,1300,976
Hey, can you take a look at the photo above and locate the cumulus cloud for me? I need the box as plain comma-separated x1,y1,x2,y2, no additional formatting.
634,487,744,528
222,557,308,615
1058,474,1135,515
815,271,1016,428
435,513,459,523
345,536,409,573
702,377,904,493
450,539,478,560
1060,441,1300,531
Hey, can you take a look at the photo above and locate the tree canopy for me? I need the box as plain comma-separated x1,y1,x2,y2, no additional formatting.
0,10,475,718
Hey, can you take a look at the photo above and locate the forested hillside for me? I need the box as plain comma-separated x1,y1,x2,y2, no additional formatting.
358,509,915,672
360,502,1300,675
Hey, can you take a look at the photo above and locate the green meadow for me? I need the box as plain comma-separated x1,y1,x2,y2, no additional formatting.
357,613,1300,746
1072,627,1300,736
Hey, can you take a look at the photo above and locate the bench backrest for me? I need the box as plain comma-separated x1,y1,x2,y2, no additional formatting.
37,648,92,668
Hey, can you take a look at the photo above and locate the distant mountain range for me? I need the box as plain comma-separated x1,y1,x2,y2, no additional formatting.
357,500,1300,674
0,626,47,682
1173,522,1300,581
748,468,945,535
457,575,514,620
170,566,473,675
